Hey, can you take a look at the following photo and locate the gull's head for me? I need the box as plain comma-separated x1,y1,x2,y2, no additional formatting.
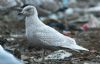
20,5,38,16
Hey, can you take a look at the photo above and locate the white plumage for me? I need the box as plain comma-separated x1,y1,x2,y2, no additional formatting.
21,5,89,51
0,45,23,64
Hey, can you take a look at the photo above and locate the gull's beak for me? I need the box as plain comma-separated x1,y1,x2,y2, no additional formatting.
18,11,23,15
17,8,23,15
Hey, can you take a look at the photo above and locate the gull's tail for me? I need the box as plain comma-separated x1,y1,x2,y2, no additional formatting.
72,45,89,51
62,44,89,51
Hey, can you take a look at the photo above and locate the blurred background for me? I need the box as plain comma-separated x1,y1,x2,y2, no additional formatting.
0,0,100,64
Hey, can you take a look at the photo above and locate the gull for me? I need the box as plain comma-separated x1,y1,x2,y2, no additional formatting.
20,5,89,61
0,45,23,64
20,5,89,51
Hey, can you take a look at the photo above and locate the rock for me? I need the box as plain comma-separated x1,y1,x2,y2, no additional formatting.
45,50,72,60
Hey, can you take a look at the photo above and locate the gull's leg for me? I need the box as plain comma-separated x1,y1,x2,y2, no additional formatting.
41,48,45,62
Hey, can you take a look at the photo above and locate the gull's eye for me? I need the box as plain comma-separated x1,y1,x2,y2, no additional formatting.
26,8,31,11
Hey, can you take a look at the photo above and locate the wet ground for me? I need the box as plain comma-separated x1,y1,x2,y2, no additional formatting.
0,21,100,64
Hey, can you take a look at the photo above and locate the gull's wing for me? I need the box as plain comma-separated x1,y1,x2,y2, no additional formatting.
34,25,72,47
